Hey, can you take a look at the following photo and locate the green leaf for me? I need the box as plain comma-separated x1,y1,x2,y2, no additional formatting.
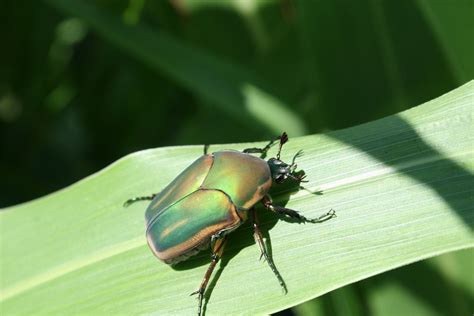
363,249,474,316
416,0,474,83
1,82,473,315
44,0,306,136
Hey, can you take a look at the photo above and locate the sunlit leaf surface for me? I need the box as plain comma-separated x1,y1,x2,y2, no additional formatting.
1,82,472,315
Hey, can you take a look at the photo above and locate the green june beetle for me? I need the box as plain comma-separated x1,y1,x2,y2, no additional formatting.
124,133,336,315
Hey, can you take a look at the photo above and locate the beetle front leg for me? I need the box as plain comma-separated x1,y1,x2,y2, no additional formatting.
242,141,276,158
250,208,287,293
190,236,227,316
243,132,287,158
123,193,158,207
262,195,336,223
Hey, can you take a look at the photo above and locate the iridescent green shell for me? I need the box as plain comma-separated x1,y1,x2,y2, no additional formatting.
145,150,272,264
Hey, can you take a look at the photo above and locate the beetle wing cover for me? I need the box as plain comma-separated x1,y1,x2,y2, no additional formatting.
202,151,272,209
145,154,213,225
146,189,240,263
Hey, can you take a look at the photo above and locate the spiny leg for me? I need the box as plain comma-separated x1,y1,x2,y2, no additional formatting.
123,193,157,207
262,195,336,223
250,208,287,293
242,140,277,158
190,237,227,316
243,132,288,158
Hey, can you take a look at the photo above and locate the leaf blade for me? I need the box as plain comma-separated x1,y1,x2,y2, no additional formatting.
43,0,307,136
1,82,473,315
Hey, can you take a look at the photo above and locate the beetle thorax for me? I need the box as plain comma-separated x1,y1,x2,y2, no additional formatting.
267,158,291,183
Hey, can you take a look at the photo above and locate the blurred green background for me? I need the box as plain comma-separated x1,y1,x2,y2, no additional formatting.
1,0,472,315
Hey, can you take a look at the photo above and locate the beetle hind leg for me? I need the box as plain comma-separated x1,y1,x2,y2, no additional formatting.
123,193,158,207
250,208,287,293
262,195,336,223
190,237,227,316
203,144,210,155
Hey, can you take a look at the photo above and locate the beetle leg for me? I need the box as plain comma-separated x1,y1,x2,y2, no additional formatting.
250,208,287,293
203,144,210,155
123,193,158,207
242,143,275,157
190,237,227,316
262,195,336,223
275,132,288,160
243,132,286,158
210,230,225,248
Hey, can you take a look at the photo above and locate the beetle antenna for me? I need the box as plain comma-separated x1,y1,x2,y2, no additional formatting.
276,132,288,160
291,149,303,165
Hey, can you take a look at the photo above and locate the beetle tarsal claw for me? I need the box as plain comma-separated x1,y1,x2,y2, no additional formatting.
190,289,202,296
308,209,337,223
123,198,138,207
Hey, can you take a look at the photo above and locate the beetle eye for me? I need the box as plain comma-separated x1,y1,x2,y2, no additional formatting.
275,175,285,183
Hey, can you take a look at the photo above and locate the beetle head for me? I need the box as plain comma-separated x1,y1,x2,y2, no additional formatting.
267,132,304,184
268,158,292,183
267,133,307,183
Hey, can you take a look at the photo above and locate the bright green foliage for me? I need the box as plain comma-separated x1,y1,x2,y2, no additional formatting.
1,0,473,314
1,82,472,315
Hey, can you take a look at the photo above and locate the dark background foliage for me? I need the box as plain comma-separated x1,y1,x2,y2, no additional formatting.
1,0,472,315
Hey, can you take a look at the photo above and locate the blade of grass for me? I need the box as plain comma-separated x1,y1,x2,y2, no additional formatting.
294,249,473,316
365,249,474,316
1,82,473,315
44,0,306,136
416,0,474,83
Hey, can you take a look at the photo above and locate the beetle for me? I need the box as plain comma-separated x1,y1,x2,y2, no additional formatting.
124,133,335,315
